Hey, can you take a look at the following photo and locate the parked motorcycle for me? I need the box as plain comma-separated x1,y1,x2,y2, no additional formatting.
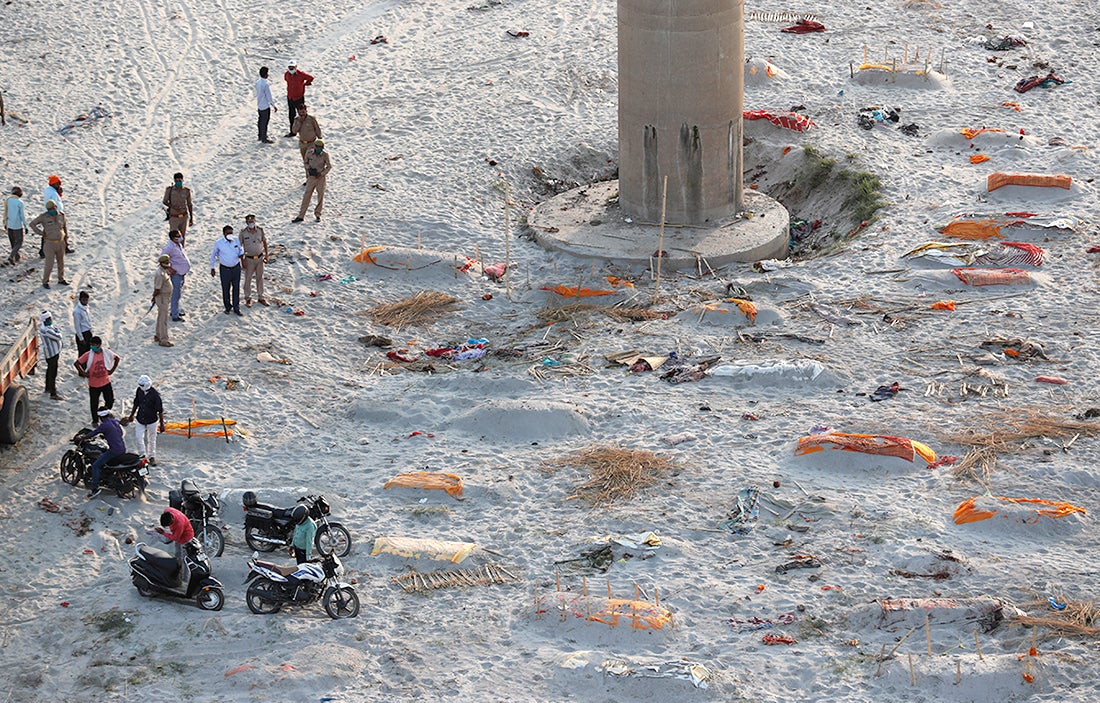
244,551,359,619
130,538,224,610
59,429,149,498
242,493,351,557
168,479,225,557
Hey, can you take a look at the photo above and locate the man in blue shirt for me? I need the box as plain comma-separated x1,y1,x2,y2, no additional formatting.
209,225,244,315
255,66,277,143
87,407,126,499
4,186,27,264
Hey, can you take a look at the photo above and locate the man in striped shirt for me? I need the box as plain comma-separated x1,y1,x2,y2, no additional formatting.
38,311,64,400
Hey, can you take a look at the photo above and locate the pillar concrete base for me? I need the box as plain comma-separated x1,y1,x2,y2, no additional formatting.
528,180,789,270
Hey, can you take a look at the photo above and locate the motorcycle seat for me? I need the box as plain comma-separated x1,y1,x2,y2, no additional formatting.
138,545,180,576
255,560,298,577
181,479,200,498
106,452,142,468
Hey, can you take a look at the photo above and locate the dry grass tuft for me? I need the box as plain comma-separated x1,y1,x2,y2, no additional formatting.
951,446,999,484
545,445,676,506
1013,596,1100,639
372,291,462,327
942,409,1100,451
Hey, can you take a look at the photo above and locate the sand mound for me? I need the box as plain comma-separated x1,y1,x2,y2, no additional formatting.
448,399,590,442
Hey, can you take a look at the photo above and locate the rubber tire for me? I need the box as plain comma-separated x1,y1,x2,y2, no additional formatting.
245,526,278,552
116,476,137,499
323,586,360,619
195,524,225,558
60,450,85,486
133,577,155,598
0,385,29,445
315,523,352,558
197,587,224,611
246,578,283,614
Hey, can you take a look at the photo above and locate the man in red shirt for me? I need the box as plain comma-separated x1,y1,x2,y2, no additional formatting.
73,335,121,425
154,507,196,588
284,61,314,136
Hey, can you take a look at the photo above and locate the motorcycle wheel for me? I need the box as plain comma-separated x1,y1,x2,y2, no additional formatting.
315,523,352,558
115,476,138,499
60,451,84,486
245,526,278,552
133,577,155,598
197,587,225,611
246,578,283,614
323,586,360,619
195,523,225,558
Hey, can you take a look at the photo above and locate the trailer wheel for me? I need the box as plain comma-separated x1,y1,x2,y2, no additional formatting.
0,384,29,444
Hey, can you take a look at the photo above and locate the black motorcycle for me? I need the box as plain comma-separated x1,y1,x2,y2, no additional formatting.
169,479,225,557
130,537,224,610
242,493,351,557
245,551,359,619
59,429,149,498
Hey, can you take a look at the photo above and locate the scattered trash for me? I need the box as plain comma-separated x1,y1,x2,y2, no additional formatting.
762,633,798,644
780,18,824,33
661,431,697,446
370,35,388,45
358,334,393,347
58,106,111,136
775,555,822,574
869,382,902,402
1035,376,1068,385
1014,71,1067,93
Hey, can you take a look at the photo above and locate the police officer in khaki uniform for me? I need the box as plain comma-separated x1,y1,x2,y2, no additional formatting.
239,214,269,307
162,172,194,245
291,104,323,165
29,200,69,289
293,139,332,223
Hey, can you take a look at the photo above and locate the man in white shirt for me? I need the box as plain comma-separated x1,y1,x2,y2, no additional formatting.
209,225,244,316
255,66,277,144
72,290,94,357
42,175,73,254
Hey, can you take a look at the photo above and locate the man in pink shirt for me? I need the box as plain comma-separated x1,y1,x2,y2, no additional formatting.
283,61,314,136
73,335,121,425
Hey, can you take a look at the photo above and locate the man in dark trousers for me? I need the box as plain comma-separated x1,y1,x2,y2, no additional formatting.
209,225,244,316
85,407,125,499
162,173,194,245
74,335,121,425
37,311,64,400
254,66,277,143
283,61,313,136
72,290,93,358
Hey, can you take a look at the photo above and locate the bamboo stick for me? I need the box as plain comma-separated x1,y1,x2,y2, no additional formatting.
653,176,667,303
926,614,932,655
974,628,983,660
504,181,512,300
908,653,916,685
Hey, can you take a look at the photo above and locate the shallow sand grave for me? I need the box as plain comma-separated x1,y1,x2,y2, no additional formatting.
2,0,1100,701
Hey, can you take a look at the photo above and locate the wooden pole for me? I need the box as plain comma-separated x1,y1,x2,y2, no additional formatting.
582,576,587,597
974,628,984,660
925,614,932,656
417,231,422,251
955,660,961,685
607,579,612,599
654,586,659,608
908,653,916,686
503,181,512,300
653,175,667,304
876,643,887,677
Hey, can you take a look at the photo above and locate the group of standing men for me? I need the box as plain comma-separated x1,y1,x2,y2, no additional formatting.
254,62,332,222
4,175,76,288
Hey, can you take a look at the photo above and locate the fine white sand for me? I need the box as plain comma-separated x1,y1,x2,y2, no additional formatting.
2,0,1100,700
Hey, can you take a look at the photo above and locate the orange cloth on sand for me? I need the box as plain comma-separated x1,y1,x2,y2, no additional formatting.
727,298,757,322
954,496,1086,525
961,128,1005,140
987,172,1072,192
931,300,956,310
969,154,991,164
940,220,1004,240
795,433,937,464
543,285,616,298
384,471,464,499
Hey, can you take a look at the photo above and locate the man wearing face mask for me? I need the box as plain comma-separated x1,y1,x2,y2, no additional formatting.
38,311,64,400
29,199,69,289
283,61,314,136
293,139,332,223
42,175,72,255
74,335,121,426
152,254,175,347
160,230,190,321
291,104,323,165
162,173,194,245
209,225,244,316
239,214,269,307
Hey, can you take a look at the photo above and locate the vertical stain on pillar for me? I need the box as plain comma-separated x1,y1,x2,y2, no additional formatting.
680,124,703,223
642,124,659,220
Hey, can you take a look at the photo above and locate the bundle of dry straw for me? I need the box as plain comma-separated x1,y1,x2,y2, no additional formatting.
545,445,676,506
372,291,462,327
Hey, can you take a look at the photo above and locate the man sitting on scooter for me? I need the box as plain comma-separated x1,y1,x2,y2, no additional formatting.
86,407,126,499
153,507,195,589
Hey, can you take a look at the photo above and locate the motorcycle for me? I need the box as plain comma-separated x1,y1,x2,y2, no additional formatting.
168,478,225,557
59,429,149,498
244,551,359,619
242,493,351,557
130,537,225,610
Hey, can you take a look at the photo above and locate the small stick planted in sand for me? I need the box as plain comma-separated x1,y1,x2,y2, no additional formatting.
908,653,916,686
926,613,932,656
955,660,961,685
974,628,983,660
876,643,887,677
653,175,667,303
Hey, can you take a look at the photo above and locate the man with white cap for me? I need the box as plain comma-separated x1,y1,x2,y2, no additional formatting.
123,376,165,466
283,60,313,136
38,311,64,400
152,253,174,347
86,406,126,499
